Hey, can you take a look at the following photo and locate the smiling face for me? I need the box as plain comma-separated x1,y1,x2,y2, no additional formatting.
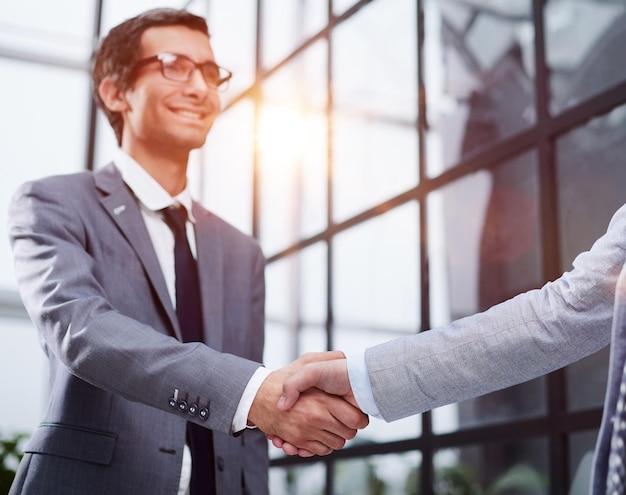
105,25,221,161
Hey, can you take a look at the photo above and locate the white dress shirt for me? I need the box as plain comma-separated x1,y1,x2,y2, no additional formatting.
113,149,269,494
346,354,382,419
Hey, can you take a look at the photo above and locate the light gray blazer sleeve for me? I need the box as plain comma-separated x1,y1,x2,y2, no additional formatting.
366,203,626,422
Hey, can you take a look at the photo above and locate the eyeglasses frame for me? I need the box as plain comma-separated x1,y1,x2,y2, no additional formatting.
131,52,233,90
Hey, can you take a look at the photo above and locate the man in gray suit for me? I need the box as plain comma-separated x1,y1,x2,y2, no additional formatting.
7,8,366,495
275,202,626,492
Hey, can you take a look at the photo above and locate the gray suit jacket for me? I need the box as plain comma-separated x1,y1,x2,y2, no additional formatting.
365,203,626,493
7,164,269,494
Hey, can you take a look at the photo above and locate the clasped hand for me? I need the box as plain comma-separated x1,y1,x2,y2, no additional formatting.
248,352,367,457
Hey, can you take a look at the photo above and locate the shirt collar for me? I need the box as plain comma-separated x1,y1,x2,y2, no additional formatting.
113,149,196,223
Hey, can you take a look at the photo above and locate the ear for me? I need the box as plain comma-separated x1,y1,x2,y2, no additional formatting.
99,77,129,112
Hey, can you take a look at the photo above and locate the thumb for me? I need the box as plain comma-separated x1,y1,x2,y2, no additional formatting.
277,363,324,410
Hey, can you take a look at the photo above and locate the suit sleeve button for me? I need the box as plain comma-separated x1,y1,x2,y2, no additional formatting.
177,400,188,412
199,407,209,421
188,403,198,416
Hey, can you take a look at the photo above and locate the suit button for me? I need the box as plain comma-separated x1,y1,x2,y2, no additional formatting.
177,400,188,412
168,398,177,408
188,403,198,416
199,407,209,421
217,457,225,471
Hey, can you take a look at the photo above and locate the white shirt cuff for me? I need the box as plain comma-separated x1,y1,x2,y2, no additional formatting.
232,366,271,433
346,352,382,419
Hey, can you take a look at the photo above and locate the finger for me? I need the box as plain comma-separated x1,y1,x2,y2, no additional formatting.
299,437,342,456
278,364,326,410
281,442,300,456
330,400,369,430
296,448,316,458
267,434,284,447
299,350,345,364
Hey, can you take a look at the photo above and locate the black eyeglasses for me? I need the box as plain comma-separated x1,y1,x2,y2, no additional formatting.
132,52,232,91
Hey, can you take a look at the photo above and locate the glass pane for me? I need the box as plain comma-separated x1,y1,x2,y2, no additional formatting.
0,317,48,435
332,0,417,122
428,151,542,325
0,60,90,290
333,0,360,17
205,0,257,95
333,203,421,443
434,438,549,495
265,243,328,359
556,103,626,411
424,0,535,175
262,0,327,68
556,103,626,270
334,203,420,334
569,430,597,495
200,99,255,236
259,41,328,255
566,347,608,412
332,118,419,222
270,462,326,495
432,374,546,434
332,0,418,221
100,0,197,33
334,452,422,494
546,0,626,114
0,0,95,61
428,151,546,432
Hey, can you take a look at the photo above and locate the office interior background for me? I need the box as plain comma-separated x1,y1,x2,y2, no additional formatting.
1,0,626,493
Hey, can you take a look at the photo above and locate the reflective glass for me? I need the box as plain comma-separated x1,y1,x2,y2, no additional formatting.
262,0,327,68
100,0,196,33
424,0,535,175
0,0,95,61
266,243,327,328
270,462,326,495
332,118,419,222
428,151,542,325
556,103,626,411
333,0,360,17
334,202,420,334
568,430,597,494
546,0,626,114
0,317,48,434
434,438,549,495
0,60,90,289
556,103,626,270
333,0,417,121
204,0,257,95
332,0,418,221
265,243,328,361
428,151,546,432
259,41,328,255
199,99,255,235
334,452,422,494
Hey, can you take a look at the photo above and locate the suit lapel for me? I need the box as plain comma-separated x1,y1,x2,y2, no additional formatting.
193,202,224,351
94,164,181,340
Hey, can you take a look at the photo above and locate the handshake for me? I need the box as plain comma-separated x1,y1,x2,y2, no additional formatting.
248,351,367,457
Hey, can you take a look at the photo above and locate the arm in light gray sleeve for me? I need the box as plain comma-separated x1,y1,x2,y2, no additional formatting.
364,203,626,422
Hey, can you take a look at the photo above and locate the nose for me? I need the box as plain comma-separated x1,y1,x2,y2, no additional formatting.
184,68,213,97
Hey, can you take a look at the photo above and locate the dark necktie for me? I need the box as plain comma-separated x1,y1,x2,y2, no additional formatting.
606,361,626,494
162,205,215,495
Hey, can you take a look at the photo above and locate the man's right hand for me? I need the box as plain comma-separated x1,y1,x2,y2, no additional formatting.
247,352,368,457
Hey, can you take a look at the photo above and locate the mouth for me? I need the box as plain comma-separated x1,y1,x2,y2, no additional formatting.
172,108,207,121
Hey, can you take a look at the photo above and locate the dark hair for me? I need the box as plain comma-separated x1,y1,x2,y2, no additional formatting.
92,8,210,145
